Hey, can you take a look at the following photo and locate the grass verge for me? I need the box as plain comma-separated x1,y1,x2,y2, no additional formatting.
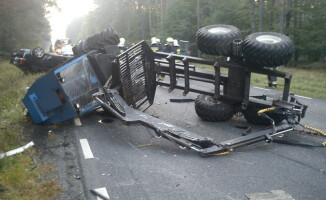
192,63,326,99
0,61,62,200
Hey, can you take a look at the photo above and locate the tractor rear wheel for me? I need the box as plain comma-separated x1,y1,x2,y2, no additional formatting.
72,28,119,55
195,95,235,122
243,32,294,67
196,24,242,56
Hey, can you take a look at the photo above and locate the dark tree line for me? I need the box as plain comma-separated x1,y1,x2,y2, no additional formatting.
0,0,56,60
1,0,324,66
67,0,325,66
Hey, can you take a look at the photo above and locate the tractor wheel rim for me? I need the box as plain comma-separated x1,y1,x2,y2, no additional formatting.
208,27,231,34
256,35,282,44
204,96,220,104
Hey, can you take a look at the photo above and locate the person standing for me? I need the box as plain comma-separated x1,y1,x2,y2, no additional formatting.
173,39,180,54
162,37,175,53
150,37,160,52
118,38,127,54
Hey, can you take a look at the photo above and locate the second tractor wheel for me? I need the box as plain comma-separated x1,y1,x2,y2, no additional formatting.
196,24,242,56
243,32,294,67
195,95,235,122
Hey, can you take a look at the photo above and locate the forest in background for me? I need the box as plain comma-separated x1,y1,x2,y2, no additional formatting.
0,0,325,67
0,0,56,60
67,0,326,67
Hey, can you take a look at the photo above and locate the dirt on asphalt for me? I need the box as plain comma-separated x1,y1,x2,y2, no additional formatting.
25,121,85,200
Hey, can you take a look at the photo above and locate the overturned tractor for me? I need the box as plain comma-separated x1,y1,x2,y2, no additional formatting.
22,25,325,157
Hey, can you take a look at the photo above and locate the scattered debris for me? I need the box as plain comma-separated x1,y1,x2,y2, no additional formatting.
170,98,195,103
90,188,110,200
137,143,158,148
62,142,70,147
235,123,252,136
74,175,81,179
0,141,34,159
245,190,295,200
98,119,114,124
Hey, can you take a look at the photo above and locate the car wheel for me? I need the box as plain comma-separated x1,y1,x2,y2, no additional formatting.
196,24,242,56
32,47,45,58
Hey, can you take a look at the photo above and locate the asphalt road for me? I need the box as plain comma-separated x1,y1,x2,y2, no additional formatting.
65,84,326,200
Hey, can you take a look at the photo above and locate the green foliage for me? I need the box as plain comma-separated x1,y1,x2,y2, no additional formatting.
0,61,62,200
68,0,326,66
0,0,53,59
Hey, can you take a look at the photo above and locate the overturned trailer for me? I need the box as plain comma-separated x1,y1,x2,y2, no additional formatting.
22,25,325,156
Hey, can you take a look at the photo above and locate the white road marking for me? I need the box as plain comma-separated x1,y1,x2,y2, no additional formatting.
74,118,82,126
80,139,94,159
253,87,270,91
253,87,313,100
126,141,148,157
295,94,312,100
94,187,110,200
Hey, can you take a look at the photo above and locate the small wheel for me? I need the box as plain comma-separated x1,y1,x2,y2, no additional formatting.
242,103,285,125
196,24,242,56
195,95,235,122
32,47,45,58
243,32,294,67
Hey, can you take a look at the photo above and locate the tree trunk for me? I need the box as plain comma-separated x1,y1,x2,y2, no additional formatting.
259,0,263,32
285,0,292,31
280,0,285,33
293,0,297,29
139,1,145,40
197,0,201,57
148,6,152,35
269,0,275,30
156,0,160,35
210,0,213,15
160,0,163,35
249,0,256,33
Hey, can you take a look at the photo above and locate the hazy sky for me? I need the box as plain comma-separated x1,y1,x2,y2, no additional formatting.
47,0,95,42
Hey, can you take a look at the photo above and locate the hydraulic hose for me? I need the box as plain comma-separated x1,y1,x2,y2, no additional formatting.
301,125,326,146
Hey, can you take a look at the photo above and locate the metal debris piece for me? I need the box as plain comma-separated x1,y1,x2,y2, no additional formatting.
137,143,158,148
0,141,34,159
90,189,110,200
169,98,195,103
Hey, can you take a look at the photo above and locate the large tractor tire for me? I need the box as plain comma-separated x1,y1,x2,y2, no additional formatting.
243,32,294,67
195,95,235,122
242,103,285,125
73,28,119,56
196,24,242,56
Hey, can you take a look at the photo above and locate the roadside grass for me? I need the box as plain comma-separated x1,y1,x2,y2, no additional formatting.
192,63,326,99
251,67,326,99
0,61,62,200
